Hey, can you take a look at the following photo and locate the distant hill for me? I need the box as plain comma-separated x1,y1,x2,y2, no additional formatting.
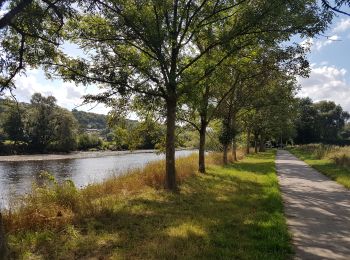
0,99,138,132
0,98,108,130
72,109,107,130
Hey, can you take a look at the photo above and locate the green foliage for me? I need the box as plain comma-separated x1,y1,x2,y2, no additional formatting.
2,101,25,143
0,95,115,154
314,100,349,140
295,98,350,144
1,0,334,190
77,133,102,151
71,109,107,130
26,93,58,152
51,109,78,152
108,117,166,151
0,0,76,91
111,127,129,150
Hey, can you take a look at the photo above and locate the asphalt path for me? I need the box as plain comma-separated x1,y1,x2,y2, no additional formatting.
276,150,350,259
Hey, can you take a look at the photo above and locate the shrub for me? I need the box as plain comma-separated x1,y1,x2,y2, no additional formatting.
77,134,102,150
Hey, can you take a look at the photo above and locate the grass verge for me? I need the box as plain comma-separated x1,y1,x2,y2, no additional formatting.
4,150,291,259
289,146,350,189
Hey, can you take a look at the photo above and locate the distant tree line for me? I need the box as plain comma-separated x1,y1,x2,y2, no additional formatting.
0,93,78,153
0,93,180,155
294,98,350,144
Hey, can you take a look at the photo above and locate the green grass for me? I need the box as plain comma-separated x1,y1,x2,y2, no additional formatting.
289,147,350,189
7,151,292,259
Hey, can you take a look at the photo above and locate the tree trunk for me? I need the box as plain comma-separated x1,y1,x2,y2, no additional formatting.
223,144,228,165
165,94,177,191
198,84,209,174
259,134,265,152
246,128,250,154
232,139,237,161
198,122,207,173
0,213,8,260
254,139,258,153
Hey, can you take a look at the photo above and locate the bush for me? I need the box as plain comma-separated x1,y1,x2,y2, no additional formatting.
77,134,103,151
0,141,29,155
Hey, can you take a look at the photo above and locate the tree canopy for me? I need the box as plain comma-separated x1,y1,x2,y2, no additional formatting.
295,98,350,144
0,0,339,190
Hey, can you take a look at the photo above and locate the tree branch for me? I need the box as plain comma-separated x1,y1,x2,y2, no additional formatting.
0,0,34,29
322,0,350,16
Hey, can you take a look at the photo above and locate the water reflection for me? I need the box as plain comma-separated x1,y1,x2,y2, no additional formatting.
0,150,195,207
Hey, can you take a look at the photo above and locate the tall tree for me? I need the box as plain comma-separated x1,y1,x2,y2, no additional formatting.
295,99,350,143
41,1,329,189
247,75,298,150
314,100,350,141
217,43,306,163
27,93,57,152
295,97,319,144
2,100,25,144
53,108,78,152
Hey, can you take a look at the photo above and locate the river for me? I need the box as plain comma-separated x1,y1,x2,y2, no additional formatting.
0,150,195,208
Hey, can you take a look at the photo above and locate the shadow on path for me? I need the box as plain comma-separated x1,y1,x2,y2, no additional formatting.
277,150,350,260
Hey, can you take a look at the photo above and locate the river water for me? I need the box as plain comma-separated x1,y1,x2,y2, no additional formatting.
0,150,195,208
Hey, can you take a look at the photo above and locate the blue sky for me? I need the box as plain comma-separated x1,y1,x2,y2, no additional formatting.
4,14,350,115
297,15,350,111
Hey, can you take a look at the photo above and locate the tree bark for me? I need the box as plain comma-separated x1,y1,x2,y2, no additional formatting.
246,128,250,154
232,139,237,161
165,93,177,191
254,138,258,153
259,134,265,152
0,212,8,260
223,143,228,165
198,122,207,173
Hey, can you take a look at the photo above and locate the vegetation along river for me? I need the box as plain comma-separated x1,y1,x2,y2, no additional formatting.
0,150,195,208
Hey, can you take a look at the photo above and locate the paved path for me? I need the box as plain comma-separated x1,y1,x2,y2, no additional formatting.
276,150,350,260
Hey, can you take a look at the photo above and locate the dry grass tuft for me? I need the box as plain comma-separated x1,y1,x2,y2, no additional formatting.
207,149,245,165
3,150,248,233
3,153,199,232
295,144,350,168
290,144,350,189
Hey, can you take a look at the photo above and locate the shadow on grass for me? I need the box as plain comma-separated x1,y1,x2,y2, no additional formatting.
224,161,275,175
9,152,291,260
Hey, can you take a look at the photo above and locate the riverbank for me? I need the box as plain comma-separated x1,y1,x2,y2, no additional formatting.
0,149,193,162
3,150,291,259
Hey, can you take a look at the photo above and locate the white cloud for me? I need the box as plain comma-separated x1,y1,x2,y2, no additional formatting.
4,69,110,114
314,35,340,51
300,35,340,51
298,64,350,111
0,10,6,19
333,18,350,33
